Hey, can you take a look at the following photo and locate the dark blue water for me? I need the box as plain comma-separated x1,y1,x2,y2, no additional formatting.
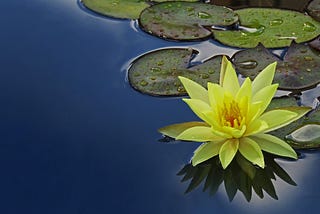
0,0,319,213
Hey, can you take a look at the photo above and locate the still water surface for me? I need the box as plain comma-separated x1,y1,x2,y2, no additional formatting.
0,0,319,213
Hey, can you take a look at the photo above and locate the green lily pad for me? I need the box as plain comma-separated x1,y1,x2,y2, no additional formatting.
213,8,320,48
233,42,320,91
82,0,150,19
139,2,238,41
267,97,320,149
128,48,222,96
307,0,320,22
285,124,320,149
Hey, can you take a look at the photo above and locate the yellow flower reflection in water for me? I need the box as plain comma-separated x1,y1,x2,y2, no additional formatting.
159,56,310,169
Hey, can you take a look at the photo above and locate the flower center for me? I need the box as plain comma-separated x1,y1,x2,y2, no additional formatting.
221,100,243,129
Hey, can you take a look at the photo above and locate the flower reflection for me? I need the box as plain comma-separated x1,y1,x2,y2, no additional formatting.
177,152,296,201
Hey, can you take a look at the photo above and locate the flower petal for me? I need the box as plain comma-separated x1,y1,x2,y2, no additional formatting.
252,84,278,115
176,126,224,142
158,121,209,139
221,125,246,138
239,137,265,168
179,76,209,104
207,82,224,108
236,77,252,102
259,107,310,133
191,141,225,166
250,134,297,159
219,55,228,85
182,98,211,124
221,58,240,96
219,139,239,169
252,62,277,94
245,119,268,136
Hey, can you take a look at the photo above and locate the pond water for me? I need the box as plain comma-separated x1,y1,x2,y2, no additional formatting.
0,0,319,213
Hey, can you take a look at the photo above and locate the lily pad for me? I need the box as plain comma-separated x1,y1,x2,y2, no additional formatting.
307,0,320,22
266,97,320,149
82,0,150,19
233,42,320,91
213,8,320,48
139,2,238,41
128,48,223,96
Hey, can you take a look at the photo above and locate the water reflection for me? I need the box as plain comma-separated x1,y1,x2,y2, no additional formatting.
177,153,296,201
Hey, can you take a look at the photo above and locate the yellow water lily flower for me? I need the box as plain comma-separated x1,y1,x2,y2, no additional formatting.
159,56,310,169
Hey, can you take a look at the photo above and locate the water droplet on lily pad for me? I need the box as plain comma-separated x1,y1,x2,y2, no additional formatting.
303,22,316,32
237,60,258,69
198,11,212,19
269,19,283,26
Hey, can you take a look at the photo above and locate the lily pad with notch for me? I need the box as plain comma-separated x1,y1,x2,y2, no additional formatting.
213,8,320,48
139,2,238,41
233,42,320,91
128,48,222,96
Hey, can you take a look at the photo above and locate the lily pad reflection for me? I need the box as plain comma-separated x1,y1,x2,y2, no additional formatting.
177,153,296,201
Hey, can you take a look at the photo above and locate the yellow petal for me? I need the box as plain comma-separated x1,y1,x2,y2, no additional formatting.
182,98,211,124
258,108,309,133
219,139,239,169
207,82,224,108
179,76,209,104
221,58,240,96
239,137,265,168
252,84,278,115
202,110,221,128
219,56,229,86
252,61,277,94
158,121,209,139
192,141,225,166
221,125,246,138
176,126,224,142
245,119,268,136
250,134,297,159
247,101,263,124
236,77,252,102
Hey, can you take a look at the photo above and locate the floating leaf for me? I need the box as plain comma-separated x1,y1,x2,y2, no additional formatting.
233,42,320,91
128,48,222,96
139,2,238,41
286,124,320,149
307,0,320,22
213,8,320,48
82,0,150,19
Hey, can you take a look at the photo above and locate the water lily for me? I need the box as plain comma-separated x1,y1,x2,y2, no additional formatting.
159,56,310,169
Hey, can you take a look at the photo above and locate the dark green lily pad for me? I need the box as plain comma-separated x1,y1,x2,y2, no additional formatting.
213,8,320,48
82,0,150,19
233,42,320,91
139,2,238,41
128,48,222,96
307,0,320,22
